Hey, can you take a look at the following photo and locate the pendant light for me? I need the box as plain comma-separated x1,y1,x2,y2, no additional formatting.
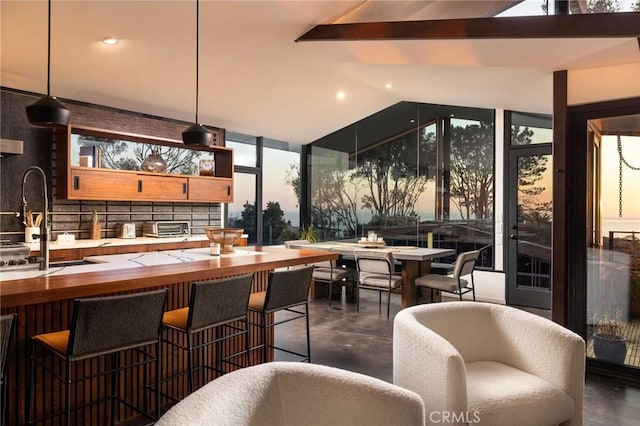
182,0,212,146
25,0,71,127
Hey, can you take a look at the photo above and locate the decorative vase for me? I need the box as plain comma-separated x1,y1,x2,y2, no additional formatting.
141,149,167,173
593,334,627,364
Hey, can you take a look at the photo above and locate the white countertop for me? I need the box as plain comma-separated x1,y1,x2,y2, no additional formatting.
27,235,210,251
0,247,263,281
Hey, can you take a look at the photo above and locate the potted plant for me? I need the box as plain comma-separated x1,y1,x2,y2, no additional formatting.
300,224,320,243
592,311,628,364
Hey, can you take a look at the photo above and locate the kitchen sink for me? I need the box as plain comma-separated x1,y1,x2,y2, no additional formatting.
51,259,97,267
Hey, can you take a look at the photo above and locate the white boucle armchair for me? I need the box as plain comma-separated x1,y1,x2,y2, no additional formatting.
156,361,425,426
393,302,585,426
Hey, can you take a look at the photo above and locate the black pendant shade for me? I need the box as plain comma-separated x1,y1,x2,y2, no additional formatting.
183,0,212,145
26,95,71,127
182,123,213,146
26,0,71,128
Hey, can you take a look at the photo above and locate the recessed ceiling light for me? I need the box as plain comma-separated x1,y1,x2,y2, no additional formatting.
337,91,346,100
102,37,119,46
385,83,393,89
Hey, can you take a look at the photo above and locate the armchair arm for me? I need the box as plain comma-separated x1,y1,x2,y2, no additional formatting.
393,308,468,425
491,305,585,426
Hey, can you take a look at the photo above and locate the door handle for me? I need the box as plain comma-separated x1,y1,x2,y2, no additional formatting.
509,234,517,240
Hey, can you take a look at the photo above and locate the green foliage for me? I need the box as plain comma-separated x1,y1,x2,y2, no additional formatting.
300,224,320,243
449,121,495,220
230,201,296,245
263,201,292,245
586,0,621,12
228,201,257,242
355,130,432,226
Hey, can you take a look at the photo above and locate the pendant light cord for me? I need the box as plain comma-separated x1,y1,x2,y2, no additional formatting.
47,0,51,96
195,0,200,124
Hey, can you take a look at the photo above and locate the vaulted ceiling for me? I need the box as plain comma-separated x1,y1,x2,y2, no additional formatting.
2,1,638,144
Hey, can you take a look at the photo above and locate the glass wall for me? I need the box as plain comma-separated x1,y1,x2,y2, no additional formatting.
226,133,258,243
498,0,639,16
226,133,301,246
309,102,495,269
587,118,640,369
262,138,301,245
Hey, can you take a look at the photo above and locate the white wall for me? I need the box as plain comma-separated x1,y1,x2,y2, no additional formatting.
568,62,640,106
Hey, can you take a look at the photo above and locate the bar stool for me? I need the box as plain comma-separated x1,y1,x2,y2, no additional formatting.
249,266,314,363
161,274,253,396
26,289,167,426
1,313,16,425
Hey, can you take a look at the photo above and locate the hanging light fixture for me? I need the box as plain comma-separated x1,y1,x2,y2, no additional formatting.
25,0,71,127
182,0,212,146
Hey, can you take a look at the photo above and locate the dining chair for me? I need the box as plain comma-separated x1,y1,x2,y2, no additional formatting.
312,260,357,307
284,239,357,305
354,250,403,318
414,250,480,302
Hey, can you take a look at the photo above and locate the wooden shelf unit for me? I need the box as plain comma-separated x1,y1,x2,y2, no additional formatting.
56,125,234,203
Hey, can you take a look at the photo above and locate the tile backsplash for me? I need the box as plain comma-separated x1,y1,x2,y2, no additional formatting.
1,88,223,243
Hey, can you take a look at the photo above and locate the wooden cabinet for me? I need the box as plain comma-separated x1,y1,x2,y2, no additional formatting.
57,126,234,203
137,174,188,201
188,176,233,202
69,168,138,200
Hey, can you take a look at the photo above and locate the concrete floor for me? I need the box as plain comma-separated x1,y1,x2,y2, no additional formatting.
274,289,640,425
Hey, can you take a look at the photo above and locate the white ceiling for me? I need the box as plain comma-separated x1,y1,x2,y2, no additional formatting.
2,1,639,144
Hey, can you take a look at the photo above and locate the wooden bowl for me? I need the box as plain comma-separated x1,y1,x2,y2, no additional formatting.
204,228,244,253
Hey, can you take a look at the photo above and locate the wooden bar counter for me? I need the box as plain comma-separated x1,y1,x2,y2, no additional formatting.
0,246,336,425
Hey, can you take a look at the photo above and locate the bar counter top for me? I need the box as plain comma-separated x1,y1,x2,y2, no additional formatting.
0,245,337,308
0,245,337,424
26,234,211,251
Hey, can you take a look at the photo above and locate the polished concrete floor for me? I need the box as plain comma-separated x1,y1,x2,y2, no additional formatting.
275,289,640,426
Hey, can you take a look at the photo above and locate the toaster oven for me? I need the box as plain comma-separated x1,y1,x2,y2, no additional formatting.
143,221,190,238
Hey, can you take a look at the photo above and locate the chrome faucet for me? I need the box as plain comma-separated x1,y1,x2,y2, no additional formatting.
21,166,49,270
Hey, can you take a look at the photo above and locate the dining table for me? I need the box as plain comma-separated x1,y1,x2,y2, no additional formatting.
286,241,455,307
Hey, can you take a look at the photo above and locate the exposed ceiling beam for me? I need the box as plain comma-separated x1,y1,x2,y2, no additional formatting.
296,12,640,42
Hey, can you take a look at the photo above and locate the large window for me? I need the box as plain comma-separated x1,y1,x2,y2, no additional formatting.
309,102,495,268
498,0,639,16
262,138,301,245
587,121,640,369
226,134,301,246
